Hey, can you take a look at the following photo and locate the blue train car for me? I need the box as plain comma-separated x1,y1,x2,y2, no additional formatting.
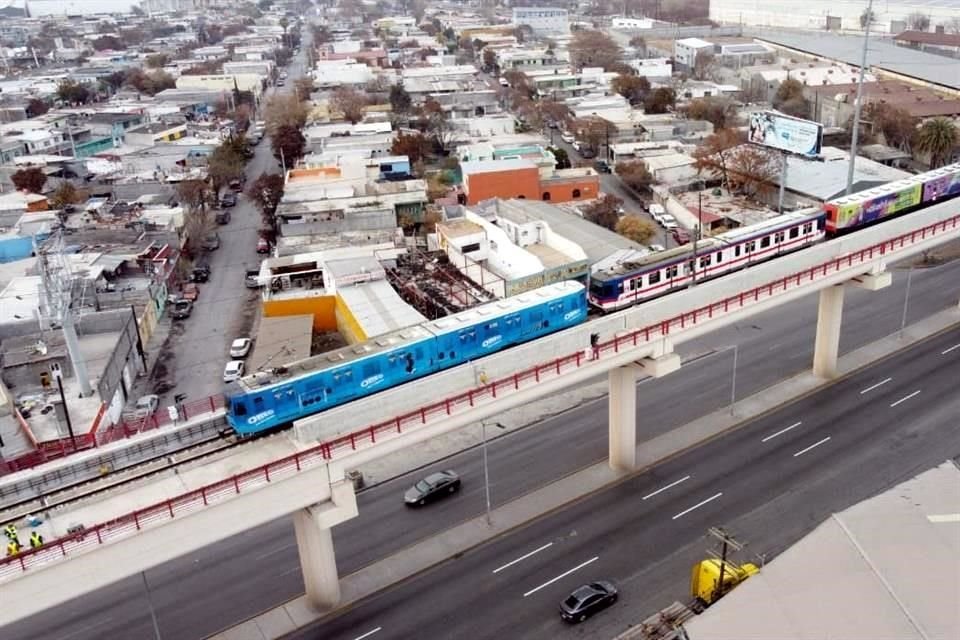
226,281,587,434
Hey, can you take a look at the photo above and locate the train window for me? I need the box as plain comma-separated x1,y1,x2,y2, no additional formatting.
803,222,813,234
715,251,723,264
699,254,711,268
449,351,455,359
666,265,678,278
648,270,662,285
233,400,247,416
253,397,264,408
746,241,755,253
760,236,771,248
789,226,800,239
735,245,742,257
774,232,784,243
438,351,445,360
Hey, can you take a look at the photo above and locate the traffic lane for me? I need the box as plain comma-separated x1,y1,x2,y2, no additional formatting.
8,266,958,640
301,327,960,640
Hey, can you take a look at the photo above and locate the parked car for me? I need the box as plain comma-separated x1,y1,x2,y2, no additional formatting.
594,160,612,174
648,203,666,224
404,470,461,506
277,79,285,86
223,360,245,383
230,338,253,358
560,132,575,144
499,77,510,87
215,209,231,225
672,227,692,244
580,147,597,159
219,193,237,208
171,299,193,319
191,263,211,282
560,581,618,623
571,140,582,151
256,237,271,254
133,395,159,418
229,178,244,192
203,233,221,250
659,214,679,230
245,268,261,288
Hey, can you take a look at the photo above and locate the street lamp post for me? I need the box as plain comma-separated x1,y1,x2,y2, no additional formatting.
480,420,505,526
900,266,914,336
730,344,739,416
689,180,704,288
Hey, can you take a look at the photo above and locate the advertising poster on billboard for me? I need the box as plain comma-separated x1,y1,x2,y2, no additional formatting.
748,111,823,157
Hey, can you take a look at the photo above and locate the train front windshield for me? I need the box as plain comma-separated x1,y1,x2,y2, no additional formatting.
589,279,621,301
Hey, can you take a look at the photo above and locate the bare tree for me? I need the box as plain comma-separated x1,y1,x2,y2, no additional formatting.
263,93,308,135
615,215,657,244
692,128,745,187
726,145,779,198
569,30,622,71
331,86,368,124
906,12,931,31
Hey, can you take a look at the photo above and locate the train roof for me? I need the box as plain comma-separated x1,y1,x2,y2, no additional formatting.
235,324,435,392
231,281,586,393
827,163,960,207
422,280,585,336
592,211,822,282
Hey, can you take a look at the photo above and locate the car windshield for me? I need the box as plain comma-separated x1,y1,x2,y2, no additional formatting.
414,480,431,492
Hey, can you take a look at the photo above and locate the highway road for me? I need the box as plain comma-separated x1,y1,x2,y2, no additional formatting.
3,254,958,640
291,322,960,640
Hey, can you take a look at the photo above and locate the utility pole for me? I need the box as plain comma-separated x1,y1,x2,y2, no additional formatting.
845,0,873,196
706,527,747,604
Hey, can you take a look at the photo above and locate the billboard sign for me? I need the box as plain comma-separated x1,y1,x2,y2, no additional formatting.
748,111,823,157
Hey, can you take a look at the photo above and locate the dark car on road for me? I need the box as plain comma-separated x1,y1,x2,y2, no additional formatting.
560,581,618,623
594,160,612,174
404,470,461,506
219,192,237,208
171,299,193,319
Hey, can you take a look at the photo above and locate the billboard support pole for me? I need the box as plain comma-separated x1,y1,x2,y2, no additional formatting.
845,0,873,196
777,151,788,214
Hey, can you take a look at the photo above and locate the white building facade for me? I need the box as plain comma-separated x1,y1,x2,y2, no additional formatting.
512,7,570,35
709,0,960,33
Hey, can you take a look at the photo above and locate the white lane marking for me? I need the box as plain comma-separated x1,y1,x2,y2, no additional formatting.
941,343,960,355
493,542,554,574
53,618,115,640
672,492,723,520
761,421,802,443
890,390,921,408
522,556,599,597
255,544,294,561
642,475,691,501
793,437,831,457
352,628,383,640
860,377,892,394
927,514,960,523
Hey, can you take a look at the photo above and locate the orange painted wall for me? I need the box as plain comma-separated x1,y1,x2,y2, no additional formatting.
464,167,540,204
539,176,601,203
263,295,338,331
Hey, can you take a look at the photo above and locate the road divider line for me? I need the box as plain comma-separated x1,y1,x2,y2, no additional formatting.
761,421,802,443
942,343,960,355
352,627,383,640
890,390,921,408
493,543,554,574
793,437,831,457
643,475,691,500
860,377,892,394
672,492,723,520
523,556,599,597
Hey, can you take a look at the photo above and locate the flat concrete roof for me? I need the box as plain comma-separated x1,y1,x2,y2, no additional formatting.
337,279,427,340
248,315,314,374
687,460,960,640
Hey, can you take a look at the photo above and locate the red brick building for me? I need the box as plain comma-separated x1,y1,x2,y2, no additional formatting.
461,159,599,205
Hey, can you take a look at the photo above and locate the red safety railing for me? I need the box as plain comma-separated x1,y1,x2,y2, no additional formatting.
0,396,224,477
1,213,957,581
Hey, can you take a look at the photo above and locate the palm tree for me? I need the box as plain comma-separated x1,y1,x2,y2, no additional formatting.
915,118,959,168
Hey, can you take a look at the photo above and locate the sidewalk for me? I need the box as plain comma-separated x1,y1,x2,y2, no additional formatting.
210,307,960,640
127,315,173,402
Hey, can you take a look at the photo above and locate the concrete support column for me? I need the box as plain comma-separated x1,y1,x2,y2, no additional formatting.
293,479,359,612
294,508,341,610
813,284,845,379
609,364,640,471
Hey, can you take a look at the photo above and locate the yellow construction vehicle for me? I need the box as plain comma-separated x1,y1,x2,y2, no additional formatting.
690,557,759,606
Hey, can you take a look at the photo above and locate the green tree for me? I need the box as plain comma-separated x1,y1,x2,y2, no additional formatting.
272,125,306,165
582,194,623,230
57,80,92,105
247,172,285,230
207,143,246,194
11,167,47,194
773,78,807,118
548,146,571,169
615,215,657,244
915,117,959,168
389,84,412,114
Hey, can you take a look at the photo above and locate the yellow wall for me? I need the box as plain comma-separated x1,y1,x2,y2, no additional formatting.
334,293,367,344
263,295,338,331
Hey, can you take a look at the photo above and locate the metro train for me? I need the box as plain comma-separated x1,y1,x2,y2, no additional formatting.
590,162,960,311
225,163,960,434
225,281,588,434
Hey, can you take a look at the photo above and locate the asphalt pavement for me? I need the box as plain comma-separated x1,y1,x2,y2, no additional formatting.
153,47,311,407
3,256,958,640
290,322,960,640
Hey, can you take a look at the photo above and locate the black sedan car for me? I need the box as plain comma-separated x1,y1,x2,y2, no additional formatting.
560,581,618,623
404,470,460,506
